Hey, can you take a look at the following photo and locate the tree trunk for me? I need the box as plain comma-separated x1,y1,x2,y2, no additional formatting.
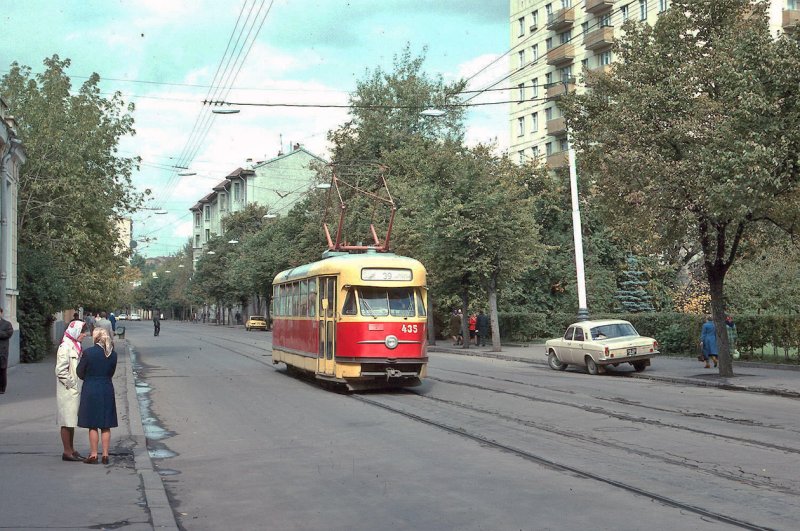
265,294,272,331
426,294,436,346
488,274,501,352
707,265,733,377
460,285,470,349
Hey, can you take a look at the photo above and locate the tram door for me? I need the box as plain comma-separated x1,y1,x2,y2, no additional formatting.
317,276,337,376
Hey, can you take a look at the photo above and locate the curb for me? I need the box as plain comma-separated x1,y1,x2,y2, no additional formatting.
428,346,800,399
123,341,179,530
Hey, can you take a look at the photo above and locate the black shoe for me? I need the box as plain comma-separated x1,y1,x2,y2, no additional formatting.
72,451,84,460
83,455,99,464
62,453,82,462
101,456,109,465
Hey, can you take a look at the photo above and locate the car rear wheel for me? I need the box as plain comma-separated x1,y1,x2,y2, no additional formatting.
585,357,599,375
633,361,647,372
548,351,567,371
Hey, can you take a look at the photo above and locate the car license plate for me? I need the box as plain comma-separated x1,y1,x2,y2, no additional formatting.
626,347,637,356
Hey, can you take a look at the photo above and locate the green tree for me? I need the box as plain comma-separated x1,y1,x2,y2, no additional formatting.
2,56,140,361
562,0,800,376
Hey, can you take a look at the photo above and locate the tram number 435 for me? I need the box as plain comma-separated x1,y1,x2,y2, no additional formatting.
401,324,419,334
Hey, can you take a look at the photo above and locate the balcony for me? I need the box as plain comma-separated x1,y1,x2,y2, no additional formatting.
784,9,800,32
546,7,575,31
546,82,576,100
547,116,567,137
585,0,615,14
547,151,569,169
584,26,615,51
546,44,575,66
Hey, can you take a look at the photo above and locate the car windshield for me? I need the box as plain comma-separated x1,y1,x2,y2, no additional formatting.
590,323,638,340
249,316,263,321
358,287,416,317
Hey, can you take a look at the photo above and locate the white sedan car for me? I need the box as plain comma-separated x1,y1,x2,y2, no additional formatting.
545,319,658,375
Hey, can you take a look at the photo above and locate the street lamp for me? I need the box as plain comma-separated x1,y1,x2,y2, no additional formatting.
212,108,240,114
228,240,239,244
207,251,216,255
420,108,446,117
262,213,277,219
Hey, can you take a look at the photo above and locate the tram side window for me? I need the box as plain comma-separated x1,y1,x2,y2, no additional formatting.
416,289,427,316
291,282,299,316
299,280,308,316
279,284,287,316
342,289,357,315
308,278,317,317
273,285,279,317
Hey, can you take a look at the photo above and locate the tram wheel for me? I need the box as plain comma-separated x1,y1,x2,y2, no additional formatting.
585,357,599,376
548,351,567,371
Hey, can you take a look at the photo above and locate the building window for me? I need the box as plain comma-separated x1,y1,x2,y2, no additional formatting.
195,234,200,248
531,10,538,29
519,151,525,165
546,142,553,156
205,229,210,242
659,0,668,12
517,116,525,136
581,21,589,35
559,30,572,44
639,0,647,20
531,112,539,132
560,138,569,152
600,13,611,26
621,4,629,20
599,50,612,66
545,72,553,85
518,17,525,36
581,58,589,70
560,66,572,83
532,78,539,98
233,181,241,201
518,50,526,68
546,37,553,50
545,3,553,16
561,0,571,8
545,107,553,121
204,205,210,221
194,212,200,227
533,145,540,158
532,44,539,62
518,83,525,102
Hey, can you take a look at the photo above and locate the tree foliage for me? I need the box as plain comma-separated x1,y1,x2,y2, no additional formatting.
562,0,800,375
2,56,141,361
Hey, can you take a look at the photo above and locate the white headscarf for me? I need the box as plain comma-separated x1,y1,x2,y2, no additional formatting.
62,320,85,353
92,327,114,358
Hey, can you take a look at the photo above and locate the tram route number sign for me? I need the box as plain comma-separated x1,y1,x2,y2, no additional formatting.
361,268,412,281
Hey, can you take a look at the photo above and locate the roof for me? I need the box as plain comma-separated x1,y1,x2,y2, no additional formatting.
226,167,254,178
252,146,327,169
212,179,230,192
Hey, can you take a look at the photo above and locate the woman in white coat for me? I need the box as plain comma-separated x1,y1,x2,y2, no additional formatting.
56,320,88,461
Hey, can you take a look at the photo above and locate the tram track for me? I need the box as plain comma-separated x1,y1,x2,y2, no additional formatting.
350,392,774,531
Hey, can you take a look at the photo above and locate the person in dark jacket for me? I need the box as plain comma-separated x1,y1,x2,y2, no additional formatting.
0,307,14,394
476,310,490,347
153,311,161,337
700,315,718,369
77,328,118,464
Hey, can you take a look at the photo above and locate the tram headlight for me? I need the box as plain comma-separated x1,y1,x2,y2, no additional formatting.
385,335,399,349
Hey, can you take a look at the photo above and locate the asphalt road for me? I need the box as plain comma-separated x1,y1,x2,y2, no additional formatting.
124,320,800,531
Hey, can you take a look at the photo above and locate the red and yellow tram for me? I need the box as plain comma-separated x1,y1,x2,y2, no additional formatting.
271,250,428,390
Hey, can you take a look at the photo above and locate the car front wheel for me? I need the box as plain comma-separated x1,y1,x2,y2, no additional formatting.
548,351,567,371
585,356,599,375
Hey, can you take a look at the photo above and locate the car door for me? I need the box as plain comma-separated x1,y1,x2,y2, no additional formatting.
571,326,587,365
560,326,576,363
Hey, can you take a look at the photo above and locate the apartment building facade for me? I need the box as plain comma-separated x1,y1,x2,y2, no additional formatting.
509,0,800,168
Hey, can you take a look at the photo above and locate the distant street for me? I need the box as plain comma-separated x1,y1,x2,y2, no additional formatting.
125,320,800,531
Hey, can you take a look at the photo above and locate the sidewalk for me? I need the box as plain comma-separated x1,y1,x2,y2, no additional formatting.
0,341,177,530
428,343,800,399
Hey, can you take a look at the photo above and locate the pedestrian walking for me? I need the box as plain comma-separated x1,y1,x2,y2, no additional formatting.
449,309,462,346
153,311,161,336
0,307,14,394
476,310,490,347
726,315,739,359
468,313,477,345
84,312,95,334
235,311,242,325
77,328,118,465
700,315,718,368
56,320,88,462
95,312,113,337
108,312,117,332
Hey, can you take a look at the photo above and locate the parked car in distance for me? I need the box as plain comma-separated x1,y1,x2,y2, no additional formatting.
245,315,267,331
545,319,658,375
129,313,142,321
117,314,128,320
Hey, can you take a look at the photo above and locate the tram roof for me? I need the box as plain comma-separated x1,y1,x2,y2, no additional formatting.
273,251,426,285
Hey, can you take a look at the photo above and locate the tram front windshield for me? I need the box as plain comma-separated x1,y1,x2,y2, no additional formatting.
358,287,418,317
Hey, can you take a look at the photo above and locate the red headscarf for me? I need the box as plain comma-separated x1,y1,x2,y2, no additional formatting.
62,320,85,354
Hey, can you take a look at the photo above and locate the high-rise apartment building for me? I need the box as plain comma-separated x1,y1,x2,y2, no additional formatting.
508,0,799,168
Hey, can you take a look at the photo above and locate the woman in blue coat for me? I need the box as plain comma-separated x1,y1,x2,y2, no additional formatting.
700,315,718,369
77,328,118,464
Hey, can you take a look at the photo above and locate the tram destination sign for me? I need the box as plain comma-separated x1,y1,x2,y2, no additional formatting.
361,268,412,281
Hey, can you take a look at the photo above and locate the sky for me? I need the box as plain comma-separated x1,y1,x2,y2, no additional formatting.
2,0,511,257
